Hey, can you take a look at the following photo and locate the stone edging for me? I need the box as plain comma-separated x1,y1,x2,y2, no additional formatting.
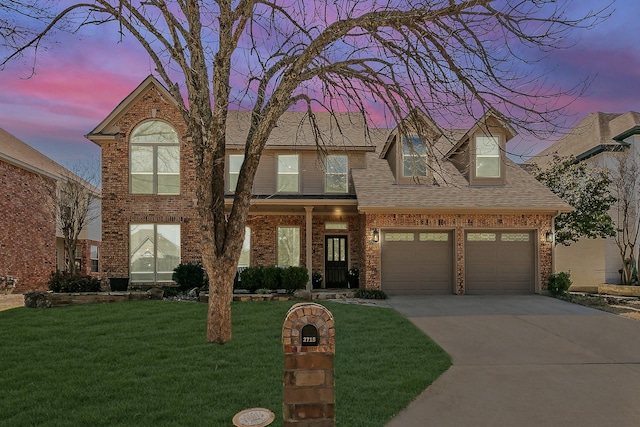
570,284,640,297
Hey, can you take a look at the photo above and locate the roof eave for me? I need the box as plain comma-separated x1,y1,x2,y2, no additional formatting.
612,125,640,142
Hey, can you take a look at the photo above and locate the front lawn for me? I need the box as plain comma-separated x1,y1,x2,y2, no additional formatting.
0,300,450,426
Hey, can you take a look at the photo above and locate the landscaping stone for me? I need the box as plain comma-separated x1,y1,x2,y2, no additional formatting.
24,292,52,309
293,289,312,300
147,288,164,300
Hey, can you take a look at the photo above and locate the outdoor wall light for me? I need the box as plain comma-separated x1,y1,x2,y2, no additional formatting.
545,230,554,243
373,228,380,243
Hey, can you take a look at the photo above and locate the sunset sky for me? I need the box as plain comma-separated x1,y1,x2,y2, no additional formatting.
1,0,639,169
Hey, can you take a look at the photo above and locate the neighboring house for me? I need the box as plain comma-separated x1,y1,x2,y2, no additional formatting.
0,128,102,292
527,111,640,286
87,76,570,294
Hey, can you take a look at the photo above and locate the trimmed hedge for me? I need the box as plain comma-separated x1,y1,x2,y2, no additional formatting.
239,265,308,293
47,271,101,293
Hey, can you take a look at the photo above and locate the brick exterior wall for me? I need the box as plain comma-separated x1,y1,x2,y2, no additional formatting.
0,160,56,292
364,213,554,294
100,85,200,282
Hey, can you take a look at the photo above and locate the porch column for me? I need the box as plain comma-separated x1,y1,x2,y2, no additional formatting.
305,206,314,291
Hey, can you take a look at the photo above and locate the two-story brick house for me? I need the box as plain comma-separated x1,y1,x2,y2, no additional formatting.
0,127,101,292
87,76,570,294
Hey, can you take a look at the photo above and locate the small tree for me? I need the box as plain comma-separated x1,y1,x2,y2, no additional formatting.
610,149,640,285
532,155,615,246
56,161,101,275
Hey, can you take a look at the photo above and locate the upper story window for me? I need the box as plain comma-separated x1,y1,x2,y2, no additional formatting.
402,136,428,177
130,121,180,194
325,155,348,193
475,136,500,178
228,154,244,192
277,154,299,193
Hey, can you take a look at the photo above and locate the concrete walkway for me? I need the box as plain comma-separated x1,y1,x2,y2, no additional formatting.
385,295,640,427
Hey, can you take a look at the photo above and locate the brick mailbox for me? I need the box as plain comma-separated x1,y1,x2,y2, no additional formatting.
282,302,335,427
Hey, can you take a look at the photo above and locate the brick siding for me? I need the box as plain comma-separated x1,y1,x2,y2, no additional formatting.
100,85,200,281
0,161,56,292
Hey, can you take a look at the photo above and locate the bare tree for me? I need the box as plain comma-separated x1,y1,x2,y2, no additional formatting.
1,0,611,343
610,149,640,285
56,161,101,275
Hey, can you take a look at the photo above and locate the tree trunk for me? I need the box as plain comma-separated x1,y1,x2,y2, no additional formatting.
205,257,236,343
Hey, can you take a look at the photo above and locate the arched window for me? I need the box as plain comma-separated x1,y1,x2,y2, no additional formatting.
130,121,180,194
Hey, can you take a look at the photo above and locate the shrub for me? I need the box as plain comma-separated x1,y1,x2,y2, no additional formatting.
161,286,180,298
355,289,388,300
172,263,207,292
47,271,101,293
548,272,572,296
262,266,282,291
240,266,264,293
281,266,309,293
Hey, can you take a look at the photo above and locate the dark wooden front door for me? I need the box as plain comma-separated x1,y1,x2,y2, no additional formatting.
325,236,348,288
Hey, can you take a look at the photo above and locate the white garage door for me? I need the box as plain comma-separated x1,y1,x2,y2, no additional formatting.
381,230,453,294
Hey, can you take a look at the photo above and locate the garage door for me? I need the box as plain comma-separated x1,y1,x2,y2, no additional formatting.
465,231,535,294
381,230,453,294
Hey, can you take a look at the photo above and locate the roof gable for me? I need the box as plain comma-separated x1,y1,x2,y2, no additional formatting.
86,75,178,144
379,109,443,159
444,110,516,160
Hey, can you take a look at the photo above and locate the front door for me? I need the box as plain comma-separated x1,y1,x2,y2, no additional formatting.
325,236,348,288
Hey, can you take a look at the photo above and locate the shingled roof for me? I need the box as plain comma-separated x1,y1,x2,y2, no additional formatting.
224,111,379,150
0,127,70,180
526,112,640,167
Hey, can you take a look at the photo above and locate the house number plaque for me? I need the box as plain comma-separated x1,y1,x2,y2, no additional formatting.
301,324,319,346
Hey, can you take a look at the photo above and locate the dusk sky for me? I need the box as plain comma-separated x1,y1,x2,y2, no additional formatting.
1,0,639,169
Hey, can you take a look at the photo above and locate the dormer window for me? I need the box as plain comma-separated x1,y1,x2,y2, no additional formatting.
475,136,500,178
402,135,427,178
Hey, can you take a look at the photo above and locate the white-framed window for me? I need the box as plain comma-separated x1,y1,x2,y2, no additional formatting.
90,245,99,273
325,222,348,230
385,232,415,242
277,226,300,266
501,233,530,242
402,135,428,177
325,155,348,193
130,120,180,194
277,154,299,193
130,224,181,282
467,232,496,242
238,226,251,267
228,154,244,192
475,136,500,178
419,233,449,241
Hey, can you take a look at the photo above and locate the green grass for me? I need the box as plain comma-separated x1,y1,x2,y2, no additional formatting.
0,300,450,426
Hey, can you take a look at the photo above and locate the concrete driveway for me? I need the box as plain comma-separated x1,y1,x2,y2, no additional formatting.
385,295,640,427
